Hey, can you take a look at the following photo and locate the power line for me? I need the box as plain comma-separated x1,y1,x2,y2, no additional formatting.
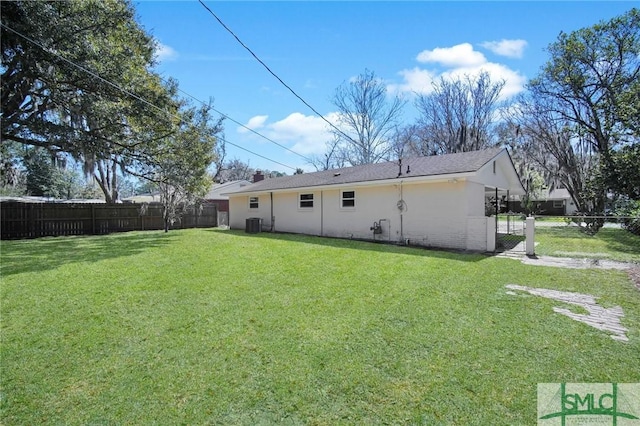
197,0,357,146
1,23,172,122
221,137,295,170
170,82,312,163
1,22,298,171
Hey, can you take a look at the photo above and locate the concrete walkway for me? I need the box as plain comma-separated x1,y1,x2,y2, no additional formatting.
517,254,634,270
495,241,636,270
506,284,629,342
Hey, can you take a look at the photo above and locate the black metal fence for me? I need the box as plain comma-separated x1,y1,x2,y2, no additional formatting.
0,202,217,240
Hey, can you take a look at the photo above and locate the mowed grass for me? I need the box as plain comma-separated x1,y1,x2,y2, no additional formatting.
535,225,640,263
1,229,639,425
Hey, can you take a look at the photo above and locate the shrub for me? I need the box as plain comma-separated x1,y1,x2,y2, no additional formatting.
614,199,640,236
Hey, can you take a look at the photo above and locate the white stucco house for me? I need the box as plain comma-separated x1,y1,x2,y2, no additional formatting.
225,148,525,252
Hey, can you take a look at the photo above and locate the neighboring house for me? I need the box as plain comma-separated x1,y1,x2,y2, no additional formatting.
225,148,525,252
121,193,161,204
530,188,578,216
203,180,251,212
120,181,253,209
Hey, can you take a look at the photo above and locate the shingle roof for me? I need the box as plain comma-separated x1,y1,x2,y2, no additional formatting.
229,147,504,194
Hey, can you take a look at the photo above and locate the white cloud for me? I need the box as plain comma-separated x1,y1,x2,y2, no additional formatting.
416,43,486,67
238,112,339,156
439,63,527,100
154,42,178,62
480,39,528,58
390,43,527,100
238,115,269,134
386,67,438,95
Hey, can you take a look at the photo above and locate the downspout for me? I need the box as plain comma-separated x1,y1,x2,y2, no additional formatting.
270,192,274,232
320,190,324,236
399,180,404,244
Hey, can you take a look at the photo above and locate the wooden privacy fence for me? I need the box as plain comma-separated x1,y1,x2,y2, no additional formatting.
0,202,217,240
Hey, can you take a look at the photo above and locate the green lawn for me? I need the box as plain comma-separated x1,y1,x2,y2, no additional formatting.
1,229,639,425
535,225,640,263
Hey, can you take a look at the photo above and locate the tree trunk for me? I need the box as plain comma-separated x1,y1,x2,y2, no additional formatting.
163,205,170,233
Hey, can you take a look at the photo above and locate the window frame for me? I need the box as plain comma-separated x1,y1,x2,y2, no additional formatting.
341,190,356,209
298,193,314,209
249,196,259,209
552,200,564,209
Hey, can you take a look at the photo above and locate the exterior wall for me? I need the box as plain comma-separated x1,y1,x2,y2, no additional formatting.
401,181,466,248
465,181,486,217
400,180,487,250
272,191,322,235
229,179,492,252
566,199,578,215
473,157,513,192
229,194,272,231
473,153,524,198
486,218,496,252
321,186,400,241
467,217,489,251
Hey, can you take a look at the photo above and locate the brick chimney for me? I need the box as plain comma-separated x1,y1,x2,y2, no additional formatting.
253,170,264,182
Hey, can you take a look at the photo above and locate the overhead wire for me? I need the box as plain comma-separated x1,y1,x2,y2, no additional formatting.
1,22,299,171
197,0,357,146
169,82,312,162
220,138,294,170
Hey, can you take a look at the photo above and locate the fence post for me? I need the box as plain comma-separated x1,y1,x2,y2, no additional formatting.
487,216,496,252
525,216,535,256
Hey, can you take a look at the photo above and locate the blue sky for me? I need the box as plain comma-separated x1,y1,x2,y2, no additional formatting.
134,1,636,173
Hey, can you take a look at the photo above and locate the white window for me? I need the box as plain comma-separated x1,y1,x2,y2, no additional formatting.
299,193,314,209
249,196,259,209
341,190,355,208
553,200,564,209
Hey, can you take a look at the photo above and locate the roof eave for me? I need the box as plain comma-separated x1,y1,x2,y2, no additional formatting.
226,171,478,196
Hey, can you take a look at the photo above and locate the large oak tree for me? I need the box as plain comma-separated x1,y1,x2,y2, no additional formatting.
526,8,639,195
1,0,178,202
508,8,639,230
